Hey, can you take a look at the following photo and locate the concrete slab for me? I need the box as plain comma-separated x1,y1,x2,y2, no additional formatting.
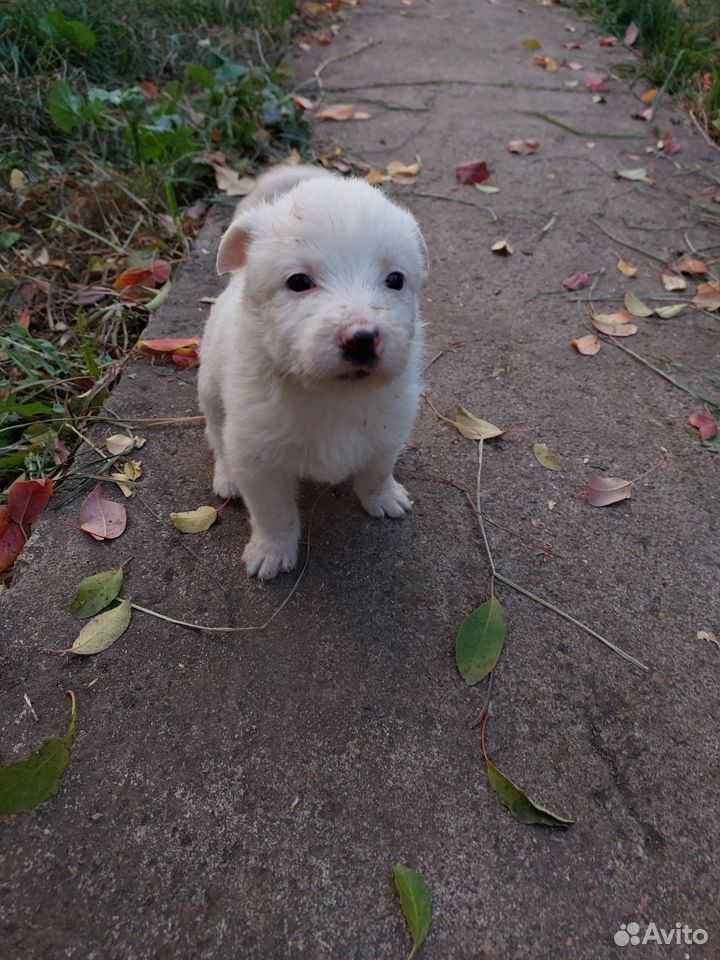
2,1,719,958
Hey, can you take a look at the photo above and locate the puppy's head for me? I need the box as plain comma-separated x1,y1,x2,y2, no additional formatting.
217,175,425,386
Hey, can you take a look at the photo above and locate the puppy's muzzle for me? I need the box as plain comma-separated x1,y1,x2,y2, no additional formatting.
341,327,380,367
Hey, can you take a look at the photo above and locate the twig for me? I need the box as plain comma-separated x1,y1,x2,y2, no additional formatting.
409,191,498,220
474,440,648,671
589,218,667,264
688,109,720,152
23,693,39,722
130,490,326,634
603,337,718,407
295,39,380,94
517,111,644,140
424,340,464,371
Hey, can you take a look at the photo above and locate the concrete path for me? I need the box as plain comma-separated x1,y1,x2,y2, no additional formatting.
2,1,720,958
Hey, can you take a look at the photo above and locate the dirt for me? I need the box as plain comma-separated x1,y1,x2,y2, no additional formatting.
1,1,719,958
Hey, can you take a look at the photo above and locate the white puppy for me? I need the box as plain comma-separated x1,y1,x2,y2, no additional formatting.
198,165,426,579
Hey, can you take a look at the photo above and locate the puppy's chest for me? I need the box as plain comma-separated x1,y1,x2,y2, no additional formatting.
293,404,379,482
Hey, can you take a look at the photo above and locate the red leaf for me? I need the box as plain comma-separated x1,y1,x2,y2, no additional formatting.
171,346,200,369
78,485,127,541
661,131,680,155
140,81,159,101
688,412,718,441
586,475,632,507
8,478,53,526
0,506,26,573
114,267,153,292
623,22,639,45
598,37,617,47
137,337,200,355
585,72,610,93
455,161,490,185
151,259,172,284
563,271,590,291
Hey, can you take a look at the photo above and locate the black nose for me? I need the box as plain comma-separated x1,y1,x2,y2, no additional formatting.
342,329,379,366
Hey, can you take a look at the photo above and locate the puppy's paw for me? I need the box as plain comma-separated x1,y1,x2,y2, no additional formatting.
212,460,240,499
243,534,298,580
357,477,413,519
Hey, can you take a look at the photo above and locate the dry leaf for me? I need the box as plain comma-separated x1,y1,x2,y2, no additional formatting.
451,407,504,441
688,412,718,442
590,310,638,336
623,22,639,45
532,55,557,71
8,478,53,526
491,238,513,256
533,442,563,471
655,304,685,319
563,271,590,291
78,486,127,541
617,258,638,277
598,36,617,47
571,335,601,355
315,103,356,121
692,281,720,311
506,139,540,155
521,38,541,49
386,159,421,177
585,72,610,93
110,474,135,498
455,160,490,185
660,132,680,155
641,88,657,102
624,291,654,317
661,273,686,292
613,167,651,183
105,434,136,456
586,475,632,507
170,505,218,533
213,165,255,197
124,461,142,481
673,257,707,275
66,599,132,655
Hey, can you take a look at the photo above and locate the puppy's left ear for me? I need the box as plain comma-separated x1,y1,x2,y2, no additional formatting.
216,214,255,275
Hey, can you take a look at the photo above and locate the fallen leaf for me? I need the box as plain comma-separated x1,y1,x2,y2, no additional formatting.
52,438,71,465
213,165,255,196
110,473,135,498
692,281,720,311
140,80,159,100
485,760,572,826
65,599,132,655
586,474,632,507
393,865,432,953
452,407,504,441
170,505,218,533
0,691,77,816
137,336,200,355
617,258,638,277
365,169,387,185
455,597,506,685
78,485,127,541
585,72,610,93
8,478,53,526
624,291,654,317
661,273,686,292
113,267,152,292
533,442,563,471
568,61,584,70
532,54,558,71
571,334,601,355
613,167,650,182
688,412,718,442
598,36,617,46
105,434,136,456
491,238,513,256
654,303,685,319
660,131,680,155
10,168,27,192
0,507,26,574
293,94,315,111
507,139,540,155
562,271,590,291
70,567,124,619
631,105,653,121
590,309,638,336
475,184,500,194
455,160,490,185
386,159,421,177
315,103,356,121
673,257,707,275
171,345,200,369
521,38,541,49
697,629,720,648
124,461,142,481
624,22,639,45
641,88,657,102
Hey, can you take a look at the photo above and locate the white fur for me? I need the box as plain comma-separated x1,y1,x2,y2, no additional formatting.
198,165,425,579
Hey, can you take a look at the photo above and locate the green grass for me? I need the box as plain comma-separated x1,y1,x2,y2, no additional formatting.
0,0,308,510
577,0,720,132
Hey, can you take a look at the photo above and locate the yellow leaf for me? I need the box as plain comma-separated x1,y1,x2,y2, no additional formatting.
616,258,638,277
452,406,504,441
386,159,421,176
170,505,218,533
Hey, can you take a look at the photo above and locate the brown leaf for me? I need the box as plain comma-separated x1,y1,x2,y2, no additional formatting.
506,139,540,155
113,267,152,292
455,161,490,185
617,258,638,277
571,335,601,355
531,54,557,71
491,238,513,256
78,486,127,541
661,273,686,292
673,257,707,276
137,337,200,355
692,281,720,311
7,478,53,526
212,165,255,196
315,103,356,121
587,475,632,507
590,309,637,336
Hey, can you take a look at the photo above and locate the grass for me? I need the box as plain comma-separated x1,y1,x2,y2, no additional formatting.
574,0,720,134
0,0,309,508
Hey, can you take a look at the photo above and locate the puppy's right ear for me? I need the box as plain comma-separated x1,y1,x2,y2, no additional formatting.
216,215,254,275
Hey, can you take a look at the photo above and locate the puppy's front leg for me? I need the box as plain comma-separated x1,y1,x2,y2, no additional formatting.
238,470,300,580
354,450,413,519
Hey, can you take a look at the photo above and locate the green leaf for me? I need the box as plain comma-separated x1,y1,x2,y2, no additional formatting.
485,760,572,827
613,167,648,181
0,232,21,250
655,303,685,319
0,691,77,816
70,567,123,619
170,505,218,533
455,597,506,685
704,433,720,453
186,63,215,90
44,10,96,52
47,80,83,133
393,864,432,950
66,598,132,655
533,442,563,471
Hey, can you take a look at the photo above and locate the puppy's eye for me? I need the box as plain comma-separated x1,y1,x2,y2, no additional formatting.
385,271,404,291
286,273,314,292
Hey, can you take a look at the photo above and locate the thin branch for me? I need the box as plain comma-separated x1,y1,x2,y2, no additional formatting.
589,218,667,264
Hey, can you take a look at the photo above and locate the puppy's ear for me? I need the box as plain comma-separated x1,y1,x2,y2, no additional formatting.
216,215,254,275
